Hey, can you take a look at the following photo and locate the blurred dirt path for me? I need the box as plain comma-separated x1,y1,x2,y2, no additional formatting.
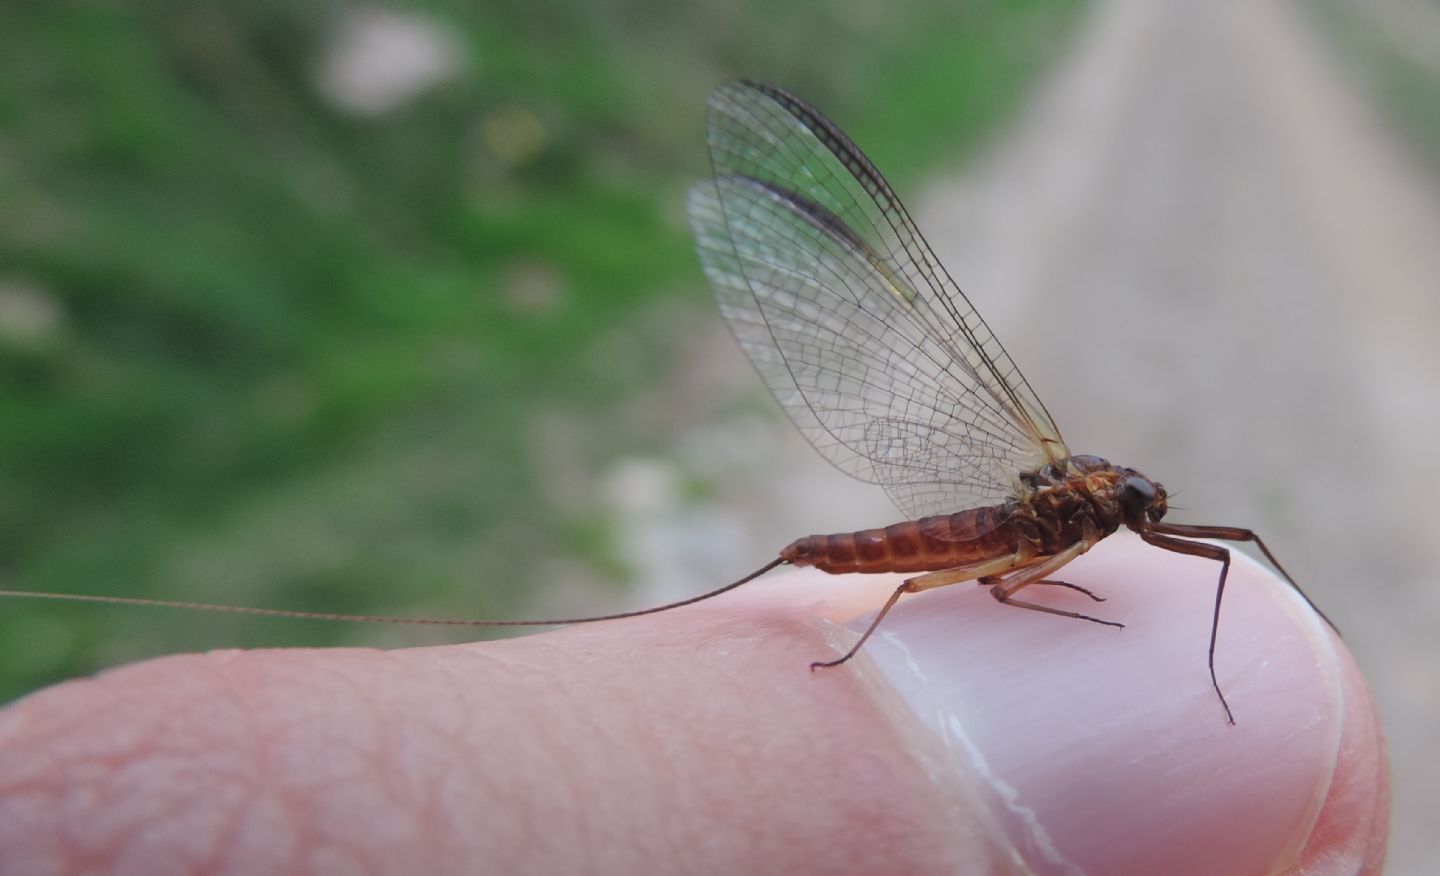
908,2,1438,869
624,0,1437,869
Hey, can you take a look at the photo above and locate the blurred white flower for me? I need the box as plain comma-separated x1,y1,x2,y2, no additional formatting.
315,8,466,116
0,278,63,345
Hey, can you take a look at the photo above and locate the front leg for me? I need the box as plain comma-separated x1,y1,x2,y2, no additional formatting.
1147,522,1335,633
1139,529,1239,724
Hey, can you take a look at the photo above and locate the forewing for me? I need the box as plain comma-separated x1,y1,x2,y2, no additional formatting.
688,81,1067,519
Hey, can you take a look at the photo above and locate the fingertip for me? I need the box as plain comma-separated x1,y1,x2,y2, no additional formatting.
846,533,1388,875
0,539,1387,875
1290,640,1390,875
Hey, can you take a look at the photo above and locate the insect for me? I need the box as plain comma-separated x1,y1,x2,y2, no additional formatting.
681,80,1332,723
3,81,1330,722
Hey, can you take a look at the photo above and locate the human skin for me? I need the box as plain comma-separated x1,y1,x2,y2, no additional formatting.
0,536,1388,875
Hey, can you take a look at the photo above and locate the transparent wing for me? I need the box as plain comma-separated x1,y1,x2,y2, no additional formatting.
687,81,1068,520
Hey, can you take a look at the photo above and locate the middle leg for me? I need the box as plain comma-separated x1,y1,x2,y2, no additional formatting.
987,540,1122,628
977,576,1106,602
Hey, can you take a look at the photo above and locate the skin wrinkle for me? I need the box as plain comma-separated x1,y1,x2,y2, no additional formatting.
713,613,954,872
0,686,98,790
228,654,401,869
418,652,511,871
580,682,643,867
400,667,470,870
552,609,919,872
204,656,354,868
162,660,286,874
223,792,295,875
322,662,418,830
642,657,721,871
484,640,613,868
98,762,194,871
190,786,241,876
425,771,469,872
384,660,477,852
432,643,593,870
197,650,277,874
56,683,193,869
470,660,562,868
636,625,731,864
611,637,727,872
228,658,335,868
579,630,697,871
309,654,442,860
348,657,419,840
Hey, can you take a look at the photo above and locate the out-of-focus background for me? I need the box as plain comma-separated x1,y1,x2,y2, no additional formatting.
0,0,1081,693
2,0,1436,870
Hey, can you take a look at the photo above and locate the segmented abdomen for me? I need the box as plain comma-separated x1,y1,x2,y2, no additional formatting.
780,505,1018,574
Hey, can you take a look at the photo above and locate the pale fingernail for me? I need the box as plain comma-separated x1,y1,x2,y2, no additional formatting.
855,536,1345,875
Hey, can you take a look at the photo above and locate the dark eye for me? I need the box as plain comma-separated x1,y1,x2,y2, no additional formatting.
1120,476,1155,508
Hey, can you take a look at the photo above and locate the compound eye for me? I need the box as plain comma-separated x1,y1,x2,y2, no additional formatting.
1120,476,1155,508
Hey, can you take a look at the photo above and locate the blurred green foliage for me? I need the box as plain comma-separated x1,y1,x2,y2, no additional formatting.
1313,0,1440,170
0,0,1081,702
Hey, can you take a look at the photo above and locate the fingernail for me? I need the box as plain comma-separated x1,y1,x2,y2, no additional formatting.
855,536,1344,875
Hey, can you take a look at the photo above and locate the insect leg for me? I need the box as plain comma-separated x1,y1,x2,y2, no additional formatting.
986,541,1122,627
1139,530,1237,724
1147,522,1336,633
811,554,1023,671
977,577,1106,602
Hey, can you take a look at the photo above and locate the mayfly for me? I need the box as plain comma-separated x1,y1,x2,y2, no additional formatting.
3,82,1330,722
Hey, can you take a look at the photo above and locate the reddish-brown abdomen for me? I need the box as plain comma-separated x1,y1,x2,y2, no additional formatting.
780,505,1018,574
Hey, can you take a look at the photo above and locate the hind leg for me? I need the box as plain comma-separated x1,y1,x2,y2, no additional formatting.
811,552,1026,670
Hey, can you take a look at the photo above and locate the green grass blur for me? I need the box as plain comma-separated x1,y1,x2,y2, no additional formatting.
1313,0,1440,171
0,0,1082,702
